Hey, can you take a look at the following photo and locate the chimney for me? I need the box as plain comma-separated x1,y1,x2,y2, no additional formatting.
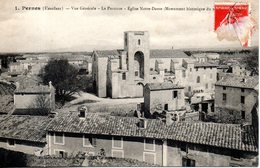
49,81,53,89
165,113,174,126
138,118,147,129
78,106,88,119
241,78,246,83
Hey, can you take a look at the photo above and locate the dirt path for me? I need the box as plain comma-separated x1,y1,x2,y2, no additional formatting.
67,91,143,105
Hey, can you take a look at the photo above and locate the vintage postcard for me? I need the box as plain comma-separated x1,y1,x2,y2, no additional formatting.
0,0,258,167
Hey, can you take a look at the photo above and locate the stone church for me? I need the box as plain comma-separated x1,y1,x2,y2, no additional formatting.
92,31,217,98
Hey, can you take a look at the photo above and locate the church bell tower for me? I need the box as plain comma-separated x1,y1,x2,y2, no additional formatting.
124,31,150,83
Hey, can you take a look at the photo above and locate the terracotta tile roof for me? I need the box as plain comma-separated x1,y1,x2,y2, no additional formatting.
0,115,52,143
215,74,258,89
95,50,121,57
192,53,208,58
94,49,188,58
46,112,258,152
145,82,184,91
15,85,52,94
217,64,230,69
194,62,219,67
183,58,196,64
150,49,189,58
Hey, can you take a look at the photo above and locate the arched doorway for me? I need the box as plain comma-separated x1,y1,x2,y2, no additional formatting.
136,82,144,97
134,51,144,79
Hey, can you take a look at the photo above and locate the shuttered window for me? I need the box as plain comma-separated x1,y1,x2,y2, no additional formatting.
54,132,64,145
144,138,155,151
112,136,123,149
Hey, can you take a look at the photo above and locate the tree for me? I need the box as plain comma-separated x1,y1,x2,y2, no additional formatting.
29,94,51,115
241,48,259,76
41,59,86,104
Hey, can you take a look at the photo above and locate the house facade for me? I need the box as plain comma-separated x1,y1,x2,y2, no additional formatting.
46,112,258,166
144,82,185,116
14,81,55,114
215,74,258,124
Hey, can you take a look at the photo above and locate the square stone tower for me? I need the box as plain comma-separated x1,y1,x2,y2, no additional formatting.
124,31,150,84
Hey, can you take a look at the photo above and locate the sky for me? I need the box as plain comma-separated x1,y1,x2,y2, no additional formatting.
0,0,258,52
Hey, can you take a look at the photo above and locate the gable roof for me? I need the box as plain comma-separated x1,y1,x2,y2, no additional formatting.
194,62,219,68
46,112,257,152
150,49,188,58
146,82,184,91
94,49,189,59
192,53,208,58
215,74,258,89
94,50,121,57
0,115,52,143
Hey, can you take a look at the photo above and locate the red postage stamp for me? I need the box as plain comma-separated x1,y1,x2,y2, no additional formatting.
214,2,256,47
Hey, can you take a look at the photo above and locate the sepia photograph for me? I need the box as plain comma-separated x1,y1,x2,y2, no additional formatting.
0,0,258,167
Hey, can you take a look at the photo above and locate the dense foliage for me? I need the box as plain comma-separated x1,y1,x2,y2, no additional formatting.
41,59,87,104
240,48,259,75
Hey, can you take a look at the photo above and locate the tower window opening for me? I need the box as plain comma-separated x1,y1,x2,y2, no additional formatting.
138,39,141,45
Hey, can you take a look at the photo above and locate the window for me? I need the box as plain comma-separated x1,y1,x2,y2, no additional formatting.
164,69,167,73
164,104,168,110
83,135,96,147
150,68,153,71
210,73,212,79
241,111,245,119
138,39,141,45
182,158,196,167
54,150,67,158
54,132,64,145
153,77,156,79
112,150,124,158
143,152,156,164
137,104,141,111
196,68,198,71
135,71,138,76
182,70,186,78
122,73,126,80
205,83,208,89
223,86,226,90
188,86,191,92
223,93,227,101
190,68,192,72
241,88,245,92
144,139,155,151
241,96,245,104
196,76,200,83
7,139,15,147
204,67,206,70
173,91,178,99
112,136,123,149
